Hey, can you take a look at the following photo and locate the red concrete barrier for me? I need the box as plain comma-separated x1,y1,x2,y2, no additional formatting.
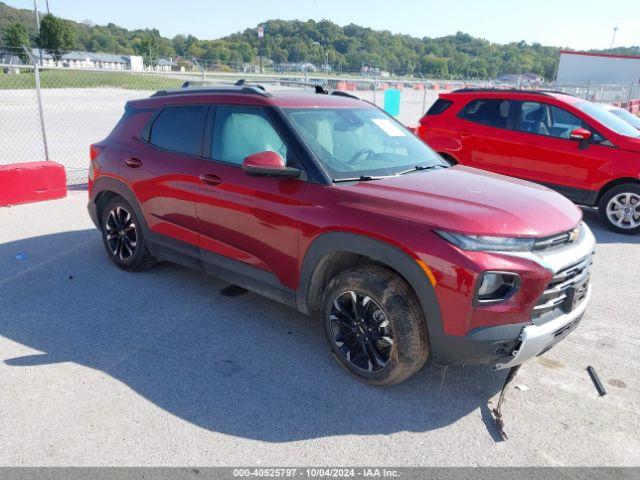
0,161,67,207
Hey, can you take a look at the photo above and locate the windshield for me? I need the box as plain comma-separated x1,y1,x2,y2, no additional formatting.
282,107,446,180
609,107,640,130
574,101,640,138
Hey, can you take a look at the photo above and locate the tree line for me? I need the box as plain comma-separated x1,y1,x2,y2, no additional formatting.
1,2,638,79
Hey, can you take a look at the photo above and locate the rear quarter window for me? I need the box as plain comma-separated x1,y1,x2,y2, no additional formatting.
425,99,453,115
459,99,510,129
149,105,208,156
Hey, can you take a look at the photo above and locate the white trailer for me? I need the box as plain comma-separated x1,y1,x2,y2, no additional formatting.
557,51,640,85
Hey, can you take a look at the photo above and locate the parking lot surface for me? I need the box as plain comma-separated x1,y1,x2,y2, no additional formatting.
1,190,639,466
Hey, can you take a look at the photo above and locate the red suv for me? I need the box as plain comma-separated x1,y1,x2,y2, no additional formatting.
418,89,640,234
88,84,595,386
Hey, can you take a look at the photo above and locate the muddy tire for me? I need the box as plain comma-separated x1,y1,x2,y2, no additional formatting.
322,265,429,386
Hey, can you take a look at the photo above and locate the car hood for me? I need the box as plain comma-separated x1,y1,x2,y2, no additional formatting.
336,166,581,237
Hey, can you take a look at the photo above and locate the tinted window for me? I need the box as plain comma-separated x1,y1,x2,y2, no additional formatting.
149,105,208,155
426,99,452,115
460,99,510,128
212,107,288,165
515,102,585,139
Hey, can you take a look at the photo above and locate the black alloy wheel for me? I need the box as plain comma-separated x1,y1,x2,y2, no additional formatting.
330,290,394,372
105,205,138,261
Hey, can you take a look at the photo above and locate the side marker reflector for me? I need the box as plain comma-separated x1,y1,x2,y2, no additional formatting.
416,259,437,286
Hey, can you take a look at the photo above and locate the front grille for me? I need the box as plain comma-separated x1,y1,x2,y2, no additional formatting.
533,225,581,251
532,255,592,324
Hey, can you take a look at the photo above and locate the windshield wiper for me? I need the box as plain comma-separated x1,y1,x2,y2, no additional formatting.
333,175,389,183
396,164,446,176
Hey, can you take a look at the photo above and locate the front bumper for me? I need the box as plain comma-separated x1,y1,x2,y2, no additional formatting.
428,222,595,367
493,283,591,370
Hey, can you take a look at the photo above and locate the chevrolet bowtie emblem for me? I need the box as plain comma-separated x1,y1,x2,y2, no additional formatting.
569,227,580,243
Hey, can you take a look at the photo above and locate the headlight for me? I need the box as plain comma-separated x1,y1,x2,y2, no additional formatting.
436,231,535,252
476,272,520,303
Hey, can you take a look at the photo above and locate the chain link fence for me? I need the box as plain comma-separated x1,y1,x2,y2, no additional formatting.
0,47,48,172
1,45,639,185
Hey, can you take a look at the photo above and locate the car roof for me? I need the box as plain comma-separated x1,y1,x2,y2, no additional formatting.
131,85,372,110
441,88,582,105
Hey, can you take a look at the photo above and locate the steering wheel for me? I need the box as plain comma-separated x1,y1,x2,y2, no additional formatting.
347,148,376,165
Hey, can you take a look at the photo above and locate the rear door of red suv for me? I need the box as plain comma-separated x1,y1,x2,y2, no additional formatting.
420,95,515,176
129,103,208,248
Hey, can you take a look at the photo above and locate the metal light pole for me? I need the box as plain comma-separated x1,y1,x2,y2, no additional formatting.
45,0,50,14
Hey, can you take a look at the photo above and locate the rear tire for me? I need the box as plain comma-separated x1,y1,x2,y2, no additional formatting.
100,196,156,271
598,183,640,235
322,265,429,387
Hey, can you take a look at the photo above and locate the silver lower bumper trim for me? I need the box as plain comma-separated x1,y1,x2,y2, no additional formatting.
494,285,592,370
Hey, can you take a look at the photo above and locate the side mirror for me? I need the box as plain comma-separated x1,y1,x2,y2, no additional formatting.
242,151,301,178
570,128,592,141
569,128,592,150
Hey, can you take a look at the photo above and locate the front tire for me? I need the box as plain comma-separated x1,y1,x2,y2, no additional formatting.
100,196,156,271
598,184,640,234
322,265,429,386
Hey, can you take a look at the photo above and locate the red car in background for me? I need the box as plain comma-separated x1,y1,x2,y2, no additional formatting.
418,89,640,234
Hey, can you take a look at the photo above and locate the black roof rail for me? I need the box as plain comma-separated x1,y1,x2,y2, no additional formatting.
234,78,329,94
151,85,272,98
451,88,574,97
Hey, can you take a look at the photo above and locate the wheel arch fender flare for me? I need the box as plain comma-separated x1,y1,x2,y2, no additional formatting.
296,231,444,337
596,177,640,204
91,176,149,232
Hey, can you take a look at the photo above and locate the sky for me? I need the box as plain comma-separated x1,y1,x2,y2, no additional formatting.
6,0,640,50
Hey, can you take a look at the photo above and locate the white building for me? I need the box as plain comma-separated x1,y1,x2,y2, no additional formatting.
30,49,144,71
557,50,640,85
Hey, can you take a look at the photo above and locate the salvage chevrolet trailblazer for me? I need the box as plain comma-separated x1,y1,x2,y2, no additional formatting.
88,83,595,386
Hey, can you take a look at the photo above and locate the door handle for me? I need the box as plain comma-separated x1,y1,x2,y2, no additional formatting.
124,157,143,168
199,173,222,186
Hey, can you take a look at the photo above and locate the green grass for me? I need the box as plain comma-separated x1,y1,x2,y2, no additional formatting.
0,69,185,90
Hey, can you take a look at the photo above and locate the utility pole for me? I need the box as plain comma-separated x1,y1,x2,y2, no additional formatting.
45,0,50,14
34,0,42,66
34,0,41,34
610,27,618,49
258,25,264,74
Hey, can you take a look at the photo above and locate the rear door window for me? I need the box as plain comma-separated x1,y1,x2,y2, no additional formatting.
149,105,208,156
459,99,510,129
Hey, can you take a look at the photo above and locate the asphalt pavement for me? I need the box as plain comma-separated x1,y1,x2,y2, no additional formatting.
0,190,638,466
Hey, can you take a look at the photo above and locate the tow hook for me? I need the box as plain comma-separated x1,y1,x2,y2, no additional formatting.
492,364,522,440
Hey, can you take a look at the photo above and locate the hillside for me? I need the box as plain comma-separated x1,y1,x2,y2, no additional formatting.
2,1,639,79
